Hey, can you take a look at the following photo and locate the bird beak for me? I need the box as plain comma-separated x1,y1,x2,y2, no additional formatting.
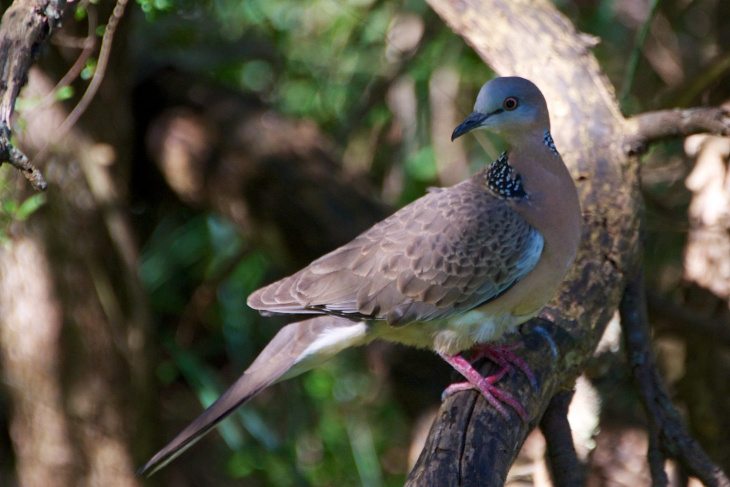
451,112,490,141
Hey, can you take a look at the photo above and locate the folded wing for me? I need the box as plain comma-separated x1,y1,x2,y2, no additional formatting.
248,179,543,326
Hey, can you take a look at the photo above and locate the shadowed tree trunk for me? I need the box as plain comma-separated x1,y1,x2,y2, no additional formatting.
0,2,152,485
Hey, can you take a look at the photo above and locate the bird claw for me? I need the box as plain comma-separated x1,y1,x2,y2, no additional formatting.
439,352,530,421
472,342,539,392
442,377,527,421
441,364,508,400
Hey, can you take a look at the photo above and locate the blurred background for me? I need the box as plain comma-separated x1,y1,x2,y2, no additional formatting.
0,0,729,485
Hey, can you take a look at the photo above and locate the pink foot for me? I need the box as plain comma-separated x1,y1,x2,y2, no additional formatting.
471,343,538,391
439,352,528,421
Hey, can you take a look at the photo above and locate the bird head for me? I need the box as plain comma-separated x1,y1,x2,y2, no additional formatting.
451,77,550,142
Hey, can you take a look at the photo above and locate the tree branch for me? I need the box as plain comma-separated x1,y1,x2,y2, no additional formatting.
624,107,730,156
34,0,128,164
620,272,730,487
0,128,47,189
0,0,65,190
405,318,586,486
540,390,583,487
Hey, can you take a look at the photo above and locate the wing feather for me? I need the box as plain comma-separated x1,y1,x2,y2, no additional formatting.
247,176,544,325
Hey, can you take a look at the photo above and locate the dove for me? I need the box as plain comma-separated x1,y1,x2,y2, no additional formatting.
139,76,582,476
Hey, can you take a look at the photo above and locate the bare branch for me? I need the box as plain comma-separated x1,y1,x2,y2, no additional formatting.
648,427,670,487
0,0,66,189
0,129,47,190
34,0,129,163
0,0,65,124
540,390,583,487
624,108,730,156
40,5,97,109
620,272,730,487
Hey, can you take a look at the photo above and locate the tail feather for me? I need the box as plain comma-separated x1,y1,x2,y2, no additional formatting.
138,316,369,477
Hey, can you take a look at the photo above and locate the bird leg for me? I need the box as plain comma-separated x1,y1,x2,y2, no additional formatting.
439,352,528,421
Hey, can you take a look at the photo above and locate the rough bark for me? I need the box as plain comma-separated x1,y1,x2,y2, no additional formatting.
0,0,63,189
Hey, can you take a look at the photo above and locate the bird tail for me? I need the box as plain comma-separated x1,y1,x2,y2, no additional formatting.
138,315,370,477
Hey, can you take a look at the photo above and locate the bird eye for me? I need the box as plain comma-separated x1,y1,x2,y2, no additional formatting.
503,97,518,110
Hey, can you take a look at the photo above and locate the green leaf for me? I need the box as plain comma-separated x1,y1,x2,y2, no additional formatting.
74,5,87,20
1,198,18,214
15,193,46,221
55,85,75,101
81,58,97,80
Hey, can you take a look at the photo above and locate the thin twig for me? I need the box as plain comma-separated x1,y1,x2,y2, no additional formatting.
620,272,730,487
0,130,48,190
40,1,98,109
648,425,670,487
540,390,583,487
33,0,128,164
0,0,66,189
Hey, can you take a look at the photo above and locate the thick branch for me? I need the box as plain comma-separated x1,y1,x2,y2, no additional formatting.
620,272,730,487
406,320,572,486
624,108,730,156
0,0,65,189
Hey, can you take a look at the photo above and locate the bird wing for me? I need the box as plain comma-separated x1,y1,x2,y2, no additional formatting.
247,178,543,326
138,316,368,477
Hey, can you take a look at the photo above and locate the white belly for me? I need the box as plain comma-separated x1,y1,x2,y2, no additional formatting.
369,306,535,356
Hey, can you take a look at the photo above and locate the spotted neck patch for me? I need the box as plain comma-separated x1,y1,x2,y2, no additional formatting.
543,130,559,155
485,152,526,199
